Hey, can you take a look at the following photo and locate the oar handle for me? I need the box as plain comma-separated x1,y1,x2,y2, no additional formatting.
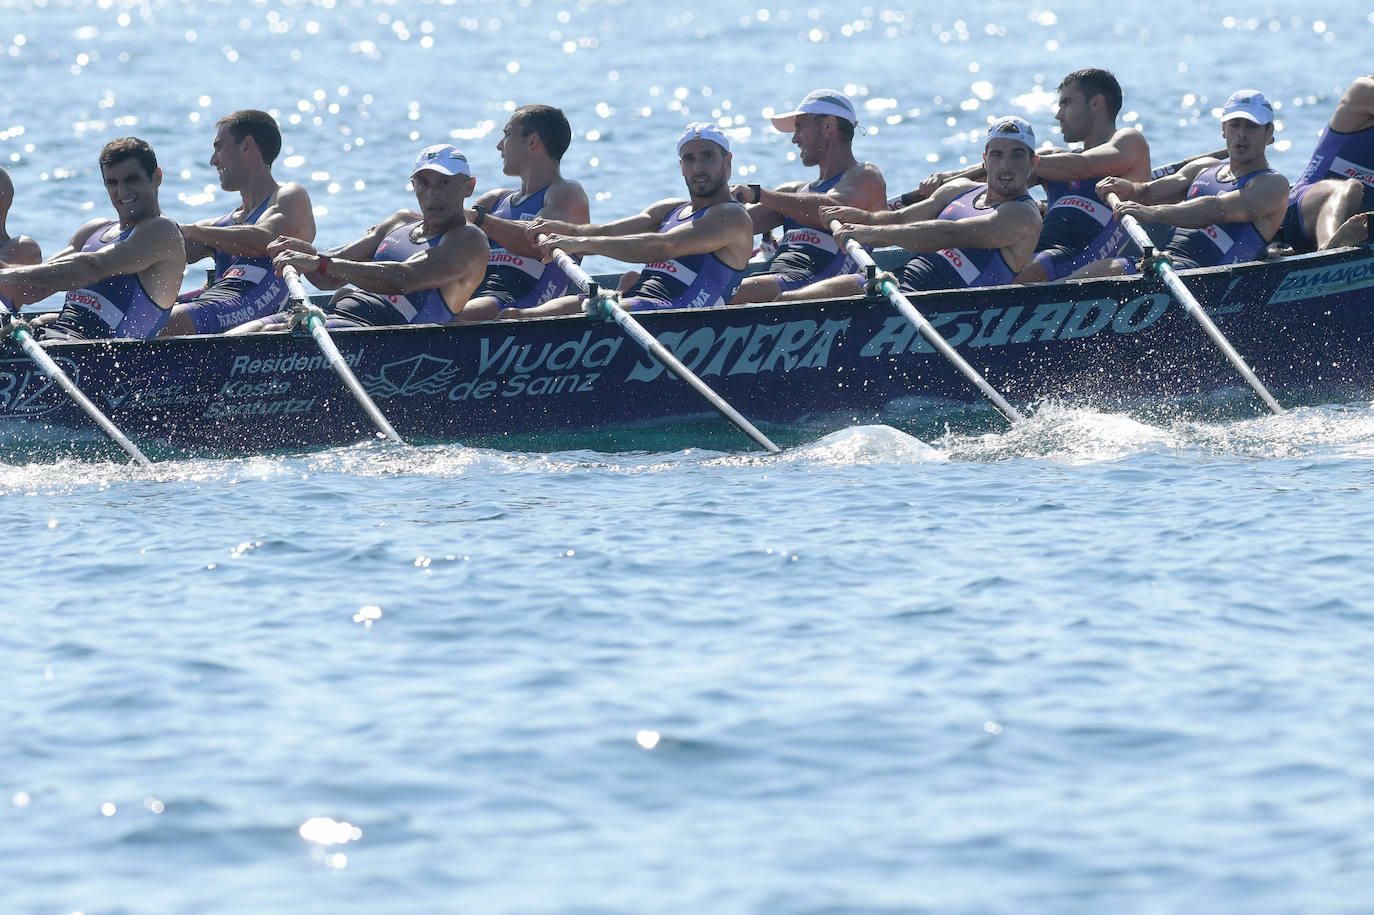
827,219,1022,423
282,263,311,305
534,234,596,294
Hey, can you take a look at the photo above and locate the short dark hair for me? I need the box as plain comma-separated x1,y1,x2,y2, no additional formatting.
1059,68,1123,118
216,109,283,165
511,104,572,161
835,116,855,144
99,137,158,178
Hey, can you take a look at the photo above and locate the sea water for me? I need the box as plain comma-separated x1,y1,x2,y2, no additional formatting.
4,3,1374,913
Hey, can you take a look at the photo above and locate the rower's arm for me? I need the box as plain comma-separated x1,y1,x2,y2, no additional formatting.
180,183,317,259
479,180,591,258
311,226,488,300
1033,129,1151,183
550,202,752,264
824,178,976,227
846,197,1040,252
1133,170,1290,229
729,180,804,234
0,218,182,302
526,199,677,248
269,212,405,291
1330,75,1374,133
750,164,887,230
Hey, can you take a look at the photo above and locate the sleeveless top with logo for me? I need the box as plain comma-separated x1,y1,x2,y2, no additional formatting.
1164,164,1276,270
1031,176,1129,281
180,195,289,333
473,187,572,309
899,185,1032,293
622,203,744,310
50,222,168,339
1297,123,1374,211
765,173,858,287
330,220,455,326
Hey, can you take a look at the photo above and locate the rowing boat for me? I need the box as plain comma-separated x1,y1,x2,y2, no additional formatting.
4,243,1373,458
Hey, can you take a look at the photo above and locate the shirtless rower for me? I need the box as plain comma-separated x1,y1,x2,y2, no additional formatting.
778,116,1042,300
454,104,589,322
902,69,1149,284
725,89,886,302
230,144,487,332
0,166,42,271
1082,90,1289,276
161,109,315,335
0,138,185,340
1277,74,1374,252
508,122,753,317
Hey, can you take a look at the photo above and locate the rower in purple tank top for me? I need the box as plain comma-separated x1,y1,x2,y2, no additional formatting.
458,105,590,322
1276,75,1374,253
0,138,185,340
725,89,888,303
231,144,489,333
776,116,1043,301
1080,89,1289,276
163,110,316,335
507,121,754,319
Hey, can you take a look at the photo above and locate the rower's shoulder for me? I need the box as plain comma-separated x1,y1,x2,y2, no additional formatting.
442,222,490,251
274,180,313,202
545,176,590,209
0,234,42,266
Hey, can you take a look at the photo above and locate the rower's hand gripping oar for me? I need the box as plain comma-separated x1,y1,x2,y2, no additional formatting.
537,235,780,454
280,266,406,443
1103,192,1284,415
0,300,152,467
828,220,1022,423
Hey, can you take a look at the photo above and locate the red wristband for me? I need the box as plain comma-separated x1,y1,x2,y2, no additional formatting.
315,255,331,275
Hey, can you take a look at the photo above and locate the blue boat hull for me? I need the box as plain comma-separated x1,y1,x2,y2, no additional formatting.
4,244,1374,457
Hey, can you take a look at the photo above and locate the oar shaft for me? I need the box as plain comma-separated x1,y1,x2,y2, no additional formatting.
828,221,1022,423
282,267,405,443
539,236,780,454
0,303,151,467
1105,193,1284,414
1150,147,1227,179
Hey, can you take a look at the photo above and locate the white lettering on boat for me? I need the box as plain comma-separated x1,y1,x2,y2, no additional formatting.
1268,260,1374,304
859,293,1175,356
624,318,851,382
230,348,365,376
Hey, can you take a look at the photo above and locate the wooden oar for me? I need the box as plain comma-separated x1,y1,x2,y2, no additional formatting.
1103,192,1284,414
1150,148,1228,180
828,220,1022,423
0,299,151,467
537,235,780,454
280,266,405,444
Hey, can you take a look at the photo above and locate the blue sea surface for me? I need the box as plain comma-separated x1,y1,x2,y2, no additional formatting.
4,2,1374,913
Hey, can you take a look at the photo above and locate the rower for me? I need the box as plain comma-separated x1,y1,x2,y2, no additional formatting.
0,138,186,340
508,122,753,317
900,69,1150,284
1277,74,1374,252
162,110,316,335
1081,90,1289,276
725,89,887,302
0,165,41,271
230,144,487,331
454,105,590,322
778,116,1042,300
